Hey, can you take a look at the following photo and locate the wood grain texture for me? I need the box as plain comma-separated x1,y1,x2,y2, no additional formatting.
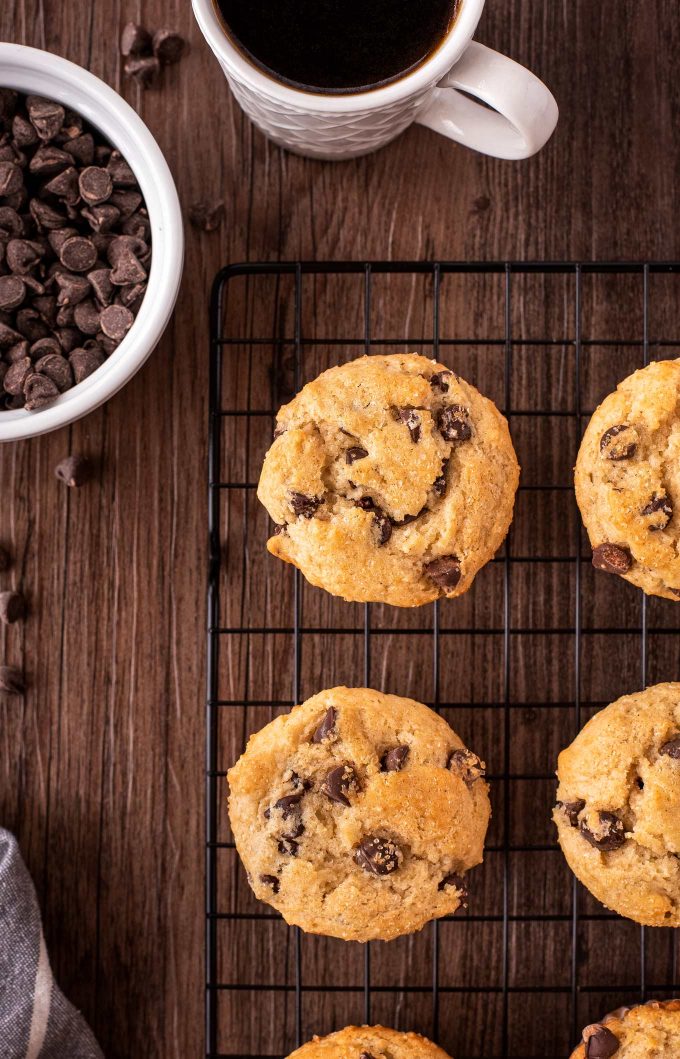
1,2,680,1057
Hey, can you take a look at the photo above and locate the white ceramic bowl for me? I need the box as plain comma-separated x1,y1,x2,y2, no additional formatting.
0,43,184,441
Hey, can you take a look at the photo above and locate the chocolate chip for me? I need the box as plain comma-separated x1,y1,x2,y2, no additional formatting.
260,873,280,894
448,748,485,786
321,763,360,806
584,1025,620,1058
600,424,638,461
580,811,626,852
63,133,94,166
120,22,152,57
110,190,143,219
0,206,24,237
6,239,43,275
73,300,101,336
558,798,586,827
424,555,461,590
3,357,31,395
30,199,66,231
69,346,105,383
27,96,64,141
0,591,26,625
355,835,401,876
381,745,409,772
0,665,24,695
153,28,188,64
100,304,134,341
277,837,298,857
438,405,472,442
438,872,468,901
395,406,421,442
373,509,392,545
44,165,80,203
0,321,23,347
311,706,336,743
78,166,113,206
59,236,97,273
55,271,91,307
346,446,368,464
659,737,680,759
289,772,311,791
55,454,91,487
108,237,147,285
28,144,71,176
35,354,72,392
432,472,447,498
391,507,426,527
124,56,161,89
23,372,59,410
0,276,25,310
272,793,303,819
355,496,374,511
0,161,22,196
121,212,150,242
592,543,632,575
641,492,673,530
430,370,452,392
82,204,121,233
290,492,323,519
87,268,114,306
107,150,137,188
188,201,224,232
12,114,38,149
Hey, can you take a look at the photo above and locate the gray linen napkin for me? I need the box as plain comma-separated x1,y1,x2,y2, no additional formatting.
0,829,103,1059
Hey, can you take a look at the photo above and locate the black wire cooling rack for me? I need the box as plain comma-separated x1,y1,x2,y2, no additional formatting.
207,262,680,1059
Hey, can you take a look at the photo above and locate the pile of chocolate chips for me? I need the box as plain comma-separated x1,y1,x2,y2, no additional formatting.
0,89,150,411
121,23,188,89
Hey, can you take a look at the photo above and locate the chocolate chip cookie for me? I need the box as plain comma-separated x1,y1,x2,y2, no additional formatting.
575,359,680,600
257,353,519,607
228,686,491,942
287,1025,453,1059
569,999,680,1058
553,683,680,926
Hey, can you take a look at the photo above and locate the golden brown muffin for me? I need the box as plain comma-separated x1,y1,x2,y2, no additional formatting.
553,683,680,926
257,353,519,607
228,687,490,941
575,358,680,600
569,999,680,1058
287,1025,452,1058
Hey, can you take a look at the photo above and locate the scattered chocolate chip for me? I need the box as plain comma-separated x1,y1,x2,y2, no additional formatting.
0,276,25,310
430,370,452,392
584,1024,620,1058
592,543,632,576
23,371,58,410
438,405,472,442
346,446,368,464
448,748,485,786
321,763,360,806
424,555,461,591
124,56,161,89
395,406,421,442
381,745,409,772
558,798,586,827
355,835,401,876
188,201,224,232
373,508,392,545
580,811,626,852
290,492,323,519
659,737,680,759
0,665,24,694
78,166,113,206
311,706,336,743
54,454,91,487
641,492,673,530
260,873,280,894
100,304,134,342
120,22,152,57
438,872,468,901
0,546,10,572
153,28,188,65
600,424,638,461
277,837,298,857
0,591,26,625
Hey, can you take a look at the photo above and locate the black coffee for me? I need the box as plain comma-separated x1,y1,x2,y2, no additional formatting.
215,0,460,94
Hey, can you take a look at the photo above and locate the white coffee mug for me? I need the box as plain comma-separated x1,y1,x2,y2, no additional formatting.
192,0,558,161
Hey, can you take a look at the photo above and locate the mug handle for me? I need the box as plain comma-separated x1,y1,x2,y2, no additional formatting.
415,41,558,160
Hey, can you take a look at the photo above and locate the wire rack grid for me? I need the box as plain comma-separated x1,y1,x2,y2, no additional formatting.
207,261,680,1059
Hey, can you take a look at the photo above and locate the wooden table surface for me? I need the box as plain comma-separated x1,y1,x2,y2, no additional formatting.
2,2,680,1057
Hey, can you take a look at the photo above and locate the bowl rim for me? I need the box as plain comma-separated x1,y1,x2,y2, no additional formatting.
0,43,184,442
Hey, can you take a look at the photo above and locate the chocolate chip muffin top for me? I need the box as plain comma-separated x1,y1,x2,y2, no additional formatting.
227,686,490,942
569,999,680,1058
287,1025,453,1059
575,358,680,600
257,353,519,607
553,683,680,927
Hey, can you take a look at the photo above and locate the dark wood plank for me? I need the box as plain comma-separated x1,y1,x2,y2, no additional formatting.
2,2,680,1057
